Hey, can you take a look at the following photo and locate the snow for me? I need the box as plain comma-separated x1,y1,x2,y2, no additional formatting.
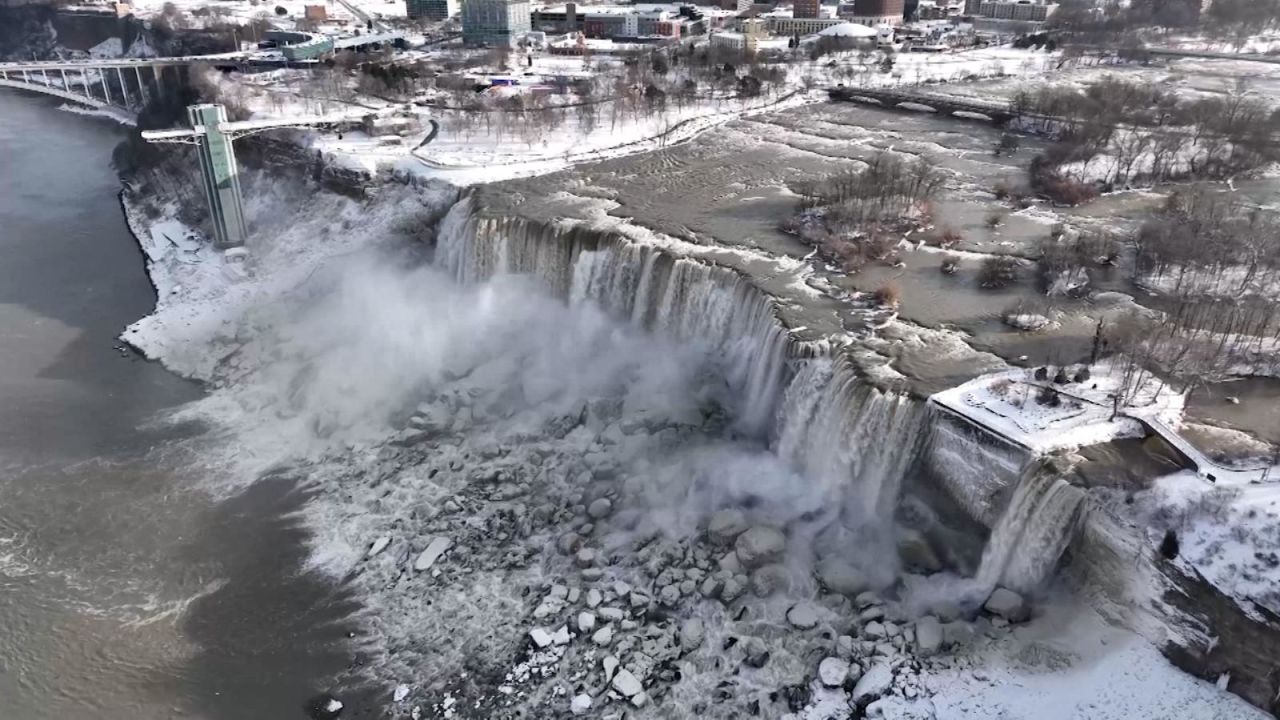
188,44,1058,186
1135,470,1280,614
926,599,1269,720
819,23,879,39
930,363,1186,453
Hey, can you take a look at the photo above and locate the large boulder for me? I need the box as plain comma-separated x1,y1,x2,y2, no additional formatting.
818,656,850,687
851,661,894,705
707,509,749,545
734,526,786,569
984,587,1029,623
817,558,868,595
750,564,792,597
915,615,942,656
896,529,942,573
611,668,643,698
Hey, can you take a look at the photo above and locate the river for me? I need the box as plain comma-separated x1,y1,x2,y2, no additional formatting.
0,93,359,720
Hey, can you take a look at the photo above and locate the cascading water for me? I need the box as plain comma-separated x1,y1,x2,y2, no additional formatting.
435,201,792,439
975,462,1089,594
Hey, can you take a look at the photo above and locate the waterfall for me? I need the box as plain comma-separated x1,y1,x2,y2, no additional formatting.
776,357,928,523
432,195,935,576
975,463,1089,594
434,201,790,438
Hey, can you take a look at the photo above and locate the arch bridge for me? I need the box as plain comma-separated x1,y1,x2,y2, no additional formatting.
0,56,243,120
827,86,1016,125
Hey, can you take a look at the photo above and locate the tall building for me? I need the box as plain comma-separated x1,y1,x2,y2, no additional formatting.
793,0,822,18
845,0,905,24
407,0,458,19
461,0,532,45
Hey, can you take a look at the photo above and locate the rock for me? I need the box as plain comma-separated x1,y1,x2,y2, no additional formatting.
679,618,705,651
581,568,604,581
558,532,583,555
854,591,882,609
750,563,792,597
915,616,942,657
592,625,614,646
529,628,553,648
858,605,886,622
851,661,894,705
549,584,570,600
818,657,850,687
307,694,345,720
587,498,613,519
866,697,937,719
817,558,867,595
718,550,744,575
366,536,391,559
864,621,887,639
734,526,786,569
743,642,771,669
941,620,976,648
611,668,643,697
568,587,581,604
897,529,943,573
720,576,746,602
707,509,749,545
629,592,650,610
613,581,632,597
659,584,681,605
598,607,624,622
413,537,453,572
603,655,619,680
884,621,900,638
630,691,649,708
699,576,721,598
393,684,410,703
570,694,592,715
575,548,598,568
837,634,856,659
578,612,597,632
552,625,572,646
586,589,603,608
786,602,820,630
983,588,1029,623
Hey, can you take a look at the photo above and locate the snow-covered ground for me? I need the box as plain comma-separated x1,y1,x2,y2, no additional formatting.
923,597,1266,720
1134,470,1280,615
196,45,1059,186
930,364,1185,453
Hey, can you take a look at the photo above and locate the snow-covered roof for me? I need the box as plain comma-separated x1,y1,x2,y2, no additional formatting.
817,22,877,38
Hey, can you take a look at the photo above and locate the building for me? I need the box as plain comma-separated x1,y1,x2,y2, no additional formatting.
709,16,767,50
532,4,700,40
974,0,1057,21
840,0,904,25
793,0,821,18
766,15,844,33
462,0,532,45
407,0,459,18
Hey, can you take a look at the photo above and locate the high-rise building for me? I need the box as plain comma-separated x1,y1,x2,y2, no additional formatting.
407,0,458,19
845,0,905,24
793,0,822,18
461,0,532,45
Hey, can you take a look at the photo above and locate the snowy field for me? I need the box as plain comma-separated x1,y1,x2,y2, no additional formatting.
196,45,1059,185
1135,471,1280,615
